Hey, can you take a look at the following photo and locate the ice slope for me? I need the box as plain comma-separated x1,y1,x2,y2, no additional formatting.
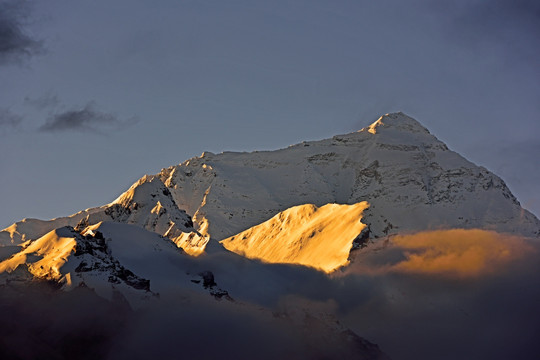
2,112,539,255
221,203,369,272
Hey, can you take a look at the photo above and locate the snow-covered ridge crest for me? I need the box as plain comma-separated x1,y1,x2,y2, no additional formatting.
0,173,203,253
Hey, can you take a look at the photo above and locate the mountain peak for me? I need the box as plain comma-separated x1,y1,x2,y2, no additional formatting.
364,112,430,135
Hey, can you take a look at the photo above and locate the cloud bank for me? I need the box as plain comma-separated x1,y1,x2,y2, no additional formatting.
0,282,387,360
0,229,538,359
347,229,533,278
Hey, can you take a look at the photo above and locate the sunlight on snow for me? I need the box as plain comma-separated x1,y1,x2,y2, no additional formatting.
0,228,76,280
220,202,369,273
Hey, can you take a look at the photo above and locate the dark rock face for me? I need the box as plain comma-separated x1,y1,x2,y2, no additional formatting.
198,270,217,288
73,229,106,257
108,268,150,292
72,227,152,293
74,217,90,232
191,271,233,301
351,225,371,250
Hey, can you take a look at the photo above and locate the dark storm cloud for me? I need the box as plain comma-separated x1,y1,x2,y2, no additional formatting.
39,102,137,133
0,107,22,130
0,0,43,65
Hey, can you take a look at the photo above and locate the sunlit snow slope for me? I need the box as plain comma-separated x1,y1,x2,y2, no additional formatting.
0,227,76,281
221,202,369,272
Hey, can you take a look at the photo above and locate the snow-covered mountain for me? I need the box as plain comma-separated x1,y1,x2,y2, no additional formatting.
2,112,538,252
1,110,538,290
1,111,538,360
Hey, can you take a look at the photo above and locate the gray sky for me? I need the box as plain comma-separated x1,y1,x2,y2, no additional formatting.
1,0,539,228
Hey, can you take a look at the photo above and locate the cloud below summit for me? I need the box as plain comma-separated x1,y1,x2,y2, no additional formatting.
345,229,534,278
389,229,532,277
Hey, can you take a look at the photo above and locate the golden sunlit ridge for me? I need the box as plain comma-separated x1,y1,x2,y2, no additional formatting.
221,202,369,273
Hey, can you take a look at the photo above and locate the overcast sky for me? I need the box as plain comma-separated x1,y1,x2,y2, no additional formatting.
1,0,539,228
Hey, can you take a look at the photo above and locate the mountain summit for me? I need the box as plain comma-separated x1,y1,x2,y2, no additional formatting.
365,112,431,135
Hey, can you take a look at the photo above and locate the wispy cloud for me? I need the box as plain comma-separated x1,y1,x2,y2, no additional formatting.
0,107,22,132
0,0,44,65
23,93,60,110
39,102,138,133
